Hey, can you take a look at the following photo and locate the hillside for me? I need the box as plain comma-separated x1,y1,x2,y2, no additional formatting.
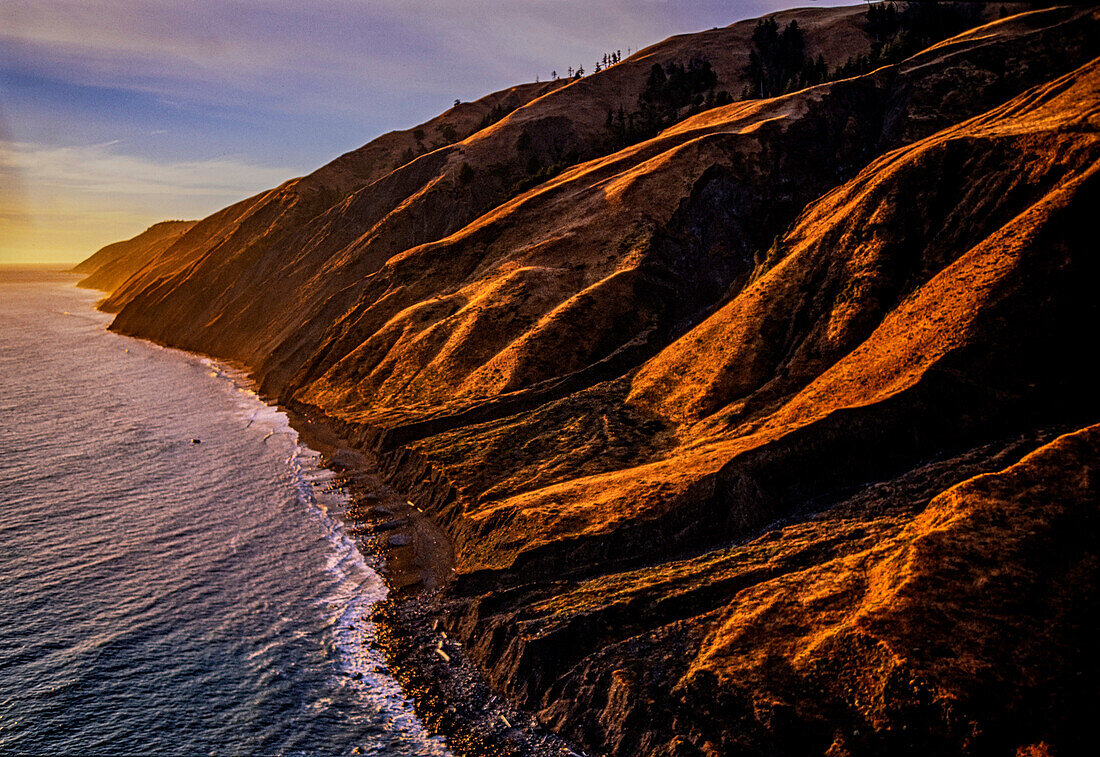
72,220,195,293
96,5,882,379
80,4,1100,756
94,79,566,317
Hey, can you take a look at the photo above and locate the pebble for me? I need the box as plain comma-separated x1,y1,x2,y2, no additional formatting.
375,518,408,532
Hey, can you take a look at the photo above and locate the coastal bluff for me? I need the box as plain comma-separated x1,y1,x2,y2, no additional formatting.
78,5,1100,756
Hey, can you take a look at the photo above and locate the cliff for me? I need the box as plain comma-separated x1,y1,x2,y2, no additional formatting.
72,220,196,293
80,4,1100,756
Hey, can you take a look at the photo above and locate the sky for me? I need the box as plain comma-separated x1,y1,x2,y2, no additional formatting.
0,1,852,265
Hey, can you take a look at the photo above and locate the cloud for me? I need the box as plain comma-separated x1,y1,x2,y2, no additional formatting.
2,1,819,111
3,139,295,198
0,139,297,263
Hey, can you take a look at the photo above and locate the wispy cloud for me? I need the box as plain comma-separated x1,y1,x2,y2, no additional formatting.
0,0,845,263
0,139,297,263
3,139,295,198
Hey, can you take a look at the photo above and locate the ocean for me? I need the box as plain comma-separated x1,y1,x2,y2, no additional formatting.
0,270,449,756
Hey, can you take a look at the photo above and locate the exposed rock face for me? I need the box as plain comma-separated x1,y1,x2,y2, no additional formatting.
81,5,1099,756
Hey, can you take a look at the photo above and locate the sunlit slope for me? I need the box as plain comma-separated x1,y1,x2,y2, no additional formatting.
72,220,195,293
518,423,1099,756
101,6,878,383
79,5,1100,756
293,7,1096,429
426,55,1099,757
96,79,566,317
396,53,1098,574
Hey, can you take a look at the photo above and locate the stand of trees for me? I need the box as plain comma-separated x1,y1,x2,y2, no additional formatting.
833,1,981,79
478,103,512,131
737,3,983,100
604,57,730,150
742,18,827,99
594,50,623,73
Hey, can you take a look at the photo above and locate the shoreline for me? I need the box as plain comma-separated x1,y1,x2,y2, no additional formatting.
282,402,584,757
60,273,576,757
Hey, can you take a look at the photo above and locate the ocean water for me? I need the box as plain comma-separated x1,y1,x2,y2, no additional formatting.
0,270,449,756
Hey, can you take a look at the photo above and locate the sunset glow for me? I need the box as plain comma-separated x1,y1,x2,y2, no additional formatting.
0,0,814,264
4,3,1095,755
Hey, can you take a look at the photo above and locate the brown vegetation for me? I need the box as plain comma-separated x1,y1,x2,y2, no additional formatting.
80,5,1100,756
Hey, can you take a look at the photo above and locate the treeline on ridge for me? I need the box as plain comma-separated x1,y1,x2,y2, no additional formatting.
601,2,996,152
426,3,1016,217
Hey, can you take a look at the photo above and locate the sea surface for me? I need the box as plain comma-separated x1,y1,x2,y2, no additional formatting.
0,270,449,756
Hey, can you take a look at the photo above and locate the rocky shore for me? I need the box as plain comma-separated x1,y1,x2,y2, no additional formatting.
286,402,586,756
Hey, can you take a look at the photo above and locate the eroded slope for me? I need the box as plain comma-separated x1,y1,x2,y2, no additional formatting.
102,6,881,388
81,6,1100,757
73,220,195,293
418,57,1098,756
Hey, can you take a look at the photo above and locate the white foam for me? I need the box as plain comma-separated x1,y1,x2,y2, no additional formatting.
198,357,451,755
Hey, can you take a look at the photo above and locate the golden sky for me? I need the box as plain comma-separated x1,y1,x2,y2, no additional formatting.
0,136,294,264
1,1,854,265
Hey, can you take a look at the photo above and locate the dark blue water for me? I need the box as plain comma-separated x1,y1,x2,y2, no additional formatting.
0,271,449,756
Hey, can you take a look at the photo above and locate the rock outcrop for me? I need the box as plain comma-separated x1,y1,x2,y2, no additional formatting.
80,5,1100,756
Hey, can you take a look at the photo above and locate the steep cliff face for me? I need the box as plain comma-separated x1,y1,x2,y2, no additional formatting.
81,5,1100,757
72,220,195,293
101,7,881,383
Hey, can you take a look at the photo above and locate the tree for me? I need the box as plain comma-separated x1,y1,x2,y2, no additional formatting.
607,56,719,148
413,128,425,142
458,162,474,185
834,2,980,80
477,103,511,131
638,57,717,130
742,17,821,99
866,1,900,43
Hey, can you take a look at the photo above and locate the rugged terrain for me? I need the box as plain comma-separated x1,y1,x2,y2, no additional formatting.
79,4,1099,756
73,220,195,294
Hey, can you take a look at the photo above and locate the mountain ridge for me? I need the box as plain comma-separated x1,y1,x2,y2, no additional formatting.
79,4,1099,756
